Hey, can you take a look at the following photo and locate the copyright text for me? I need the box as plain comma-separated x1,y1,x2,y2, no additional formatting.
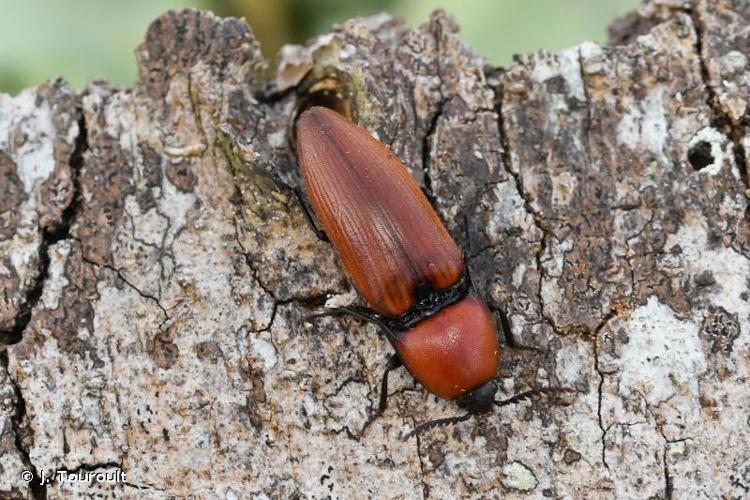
20,468,126,486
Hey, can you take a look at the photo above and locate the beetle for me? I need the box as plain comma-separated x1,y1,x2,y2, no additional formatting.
296,106,563,437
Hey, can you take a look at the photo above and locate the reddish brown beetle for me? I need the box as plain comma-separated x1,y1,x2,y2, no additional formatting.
296,106,560,436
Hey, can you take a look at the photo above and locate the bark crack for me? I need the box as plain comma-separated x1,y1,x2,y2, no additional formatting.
420,98,446,204
494,79,563,336
2,113,88,345
80,253,170,324
589,309,623,471
592,327,610,470
688,8,749,191
420,16,447,201
123,480,165,492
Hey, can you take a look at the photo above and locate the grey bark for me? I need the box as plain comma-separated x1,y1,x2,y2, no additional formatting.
1,0,749,497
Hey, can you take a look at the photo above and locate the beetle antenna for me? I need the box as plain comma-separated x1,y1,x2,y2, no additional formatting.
495,386,574,407
403,412,473,440
402,387,575,440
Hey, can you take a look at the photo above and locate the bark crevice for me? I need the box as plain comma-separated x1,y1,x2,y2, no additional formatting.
1,112,87,344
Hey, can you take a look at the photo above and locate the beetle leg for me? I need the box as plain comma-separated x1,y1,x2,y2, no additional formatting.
497,306,514,346
359,354,403,436
309,304,378,323
486,302,521,349
309,305,400,343
488,303,513,345
375,354,403,414
488,302,552,354
293,188,329,242
420,185,436,206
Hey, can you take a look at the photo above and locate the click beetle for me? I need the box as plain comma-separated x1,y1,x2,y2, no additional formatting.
296,106,565,437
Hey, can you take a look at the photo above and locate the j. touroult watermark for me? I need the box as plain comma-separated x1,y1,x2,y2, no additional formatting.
20,468,126,486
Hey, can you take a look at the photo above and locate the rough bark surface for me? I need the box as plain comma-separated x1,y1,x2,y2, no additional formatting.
1,0,749,497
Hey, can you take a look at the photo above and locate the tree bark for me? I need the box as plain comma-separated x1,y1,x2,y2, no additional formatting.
1,1,749,497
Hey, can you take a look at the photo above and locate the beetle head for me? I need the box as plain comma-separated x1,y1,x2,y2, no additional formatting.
456,380,497,414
